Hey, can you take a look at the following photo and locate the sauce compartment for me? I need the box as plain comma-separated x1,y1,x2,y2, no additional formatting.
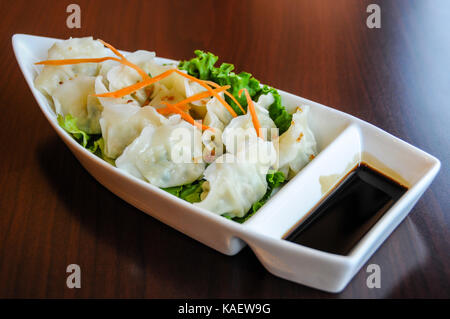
284,163,407,255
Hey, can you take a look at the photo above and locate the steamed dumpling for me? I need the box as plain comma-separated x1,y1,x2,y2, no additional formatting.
256,92,276,110
100,51,187,105
95,75,167,159
147,82,186,108
222,98,276,155
99,50,157,81
201,93,232,162
100,104,168,159
184,79,209,118
276,105,317,178
34,37,109,98
97,76,168,159
116,119,205,188
51,75,102,134
185,79,207,106
194,137,276,217
204,93,233,127
100,50,156,104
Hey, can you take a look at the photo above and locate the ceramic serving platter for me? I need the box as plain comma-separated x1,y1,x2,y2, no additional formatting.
12,34,440,293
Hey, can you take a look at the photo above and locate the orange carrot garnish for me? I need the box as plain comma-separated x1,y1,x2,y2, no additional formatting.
239,88,262,139
177,84,230,107
205,81,246,115
161,102,213,131
98,39,150,81
156,85,230,114
157,104,190,115
98,39,126,60
173,70,237,118
35,56,122,66
94,69,176,98
156,85,230,117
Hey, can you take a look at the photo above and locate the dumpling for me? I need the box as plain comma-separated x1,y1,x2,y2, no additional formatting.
204,93,233,127
96,74,168,159
201,93,232,162
194,137,276,217
156,68,186,103
275,105,317,178
51,75,102,134
202,111,224,163
184,79,209,118
99,50,157,81
100,50,155,104
185,79,207,106
94,76,132,108
100,51,187,105
256,92,275,110
100,103,168,159
147,82,186,108
115,119,205,188
35,37,110,98
222,98,277,155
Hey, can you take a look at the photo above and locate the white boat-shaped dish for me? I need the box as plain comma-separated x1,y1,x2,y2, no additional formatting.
12,34,440,293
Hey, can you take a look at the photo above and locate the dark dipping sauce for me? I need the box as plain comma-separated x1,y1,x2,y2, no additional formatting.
284,163,408,255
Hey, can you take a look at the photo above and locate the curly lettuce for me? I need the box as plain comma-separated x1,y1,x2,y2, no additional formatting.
178,50,218,80
179,50,289,128
256,85,292,135
162,180,205,203
57,114,114,165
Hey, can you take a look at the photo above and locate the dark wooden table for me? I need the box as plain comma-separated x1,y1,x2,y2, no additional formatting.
0,0,449,298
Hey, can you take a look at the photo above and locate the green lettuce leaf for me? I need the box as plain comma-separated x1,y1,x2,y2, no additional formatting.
179,50,292,131
162,180,205,203
179,51,262,115
57,114,90,147
57,114,114,165
178,50,218,80
89,137,115,165
256,85,292,135
212,70,261,115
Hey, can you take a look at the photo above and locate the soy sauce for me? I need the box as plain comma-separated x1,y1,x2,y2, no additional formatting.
284,163,407,255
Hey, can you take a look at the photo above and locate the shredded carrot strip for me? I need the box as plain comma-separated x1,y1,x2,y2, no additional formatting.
98,39,126,60
157,85,230,115
157,85,229,114
161,102,213,131
121,59,151,80
98,39,150,81
172,85,230,108
205,81,246,115
157,104,190,115
94,69,176,98
173,70,237,118
35,56,122,66
239,88,262,139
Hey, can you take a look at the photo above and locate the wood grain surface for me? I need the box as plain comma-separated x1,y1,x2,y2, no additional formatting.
0,0,449,298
